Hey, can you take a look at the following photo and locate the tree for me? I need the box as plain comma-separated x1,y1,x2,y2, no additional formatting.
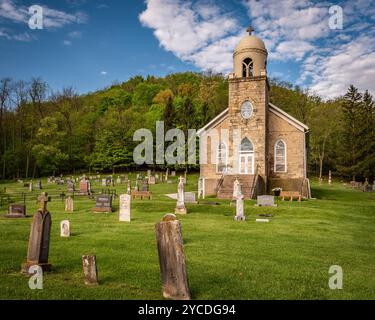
32,116,68,175
337,85,363,181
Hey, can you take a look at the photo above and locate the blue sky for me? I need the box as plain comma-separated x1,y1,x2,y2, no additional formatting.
0,0,374,98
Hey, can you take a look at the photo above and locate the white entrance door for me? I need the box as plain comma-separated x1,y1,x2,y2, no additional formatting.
239,153,254,174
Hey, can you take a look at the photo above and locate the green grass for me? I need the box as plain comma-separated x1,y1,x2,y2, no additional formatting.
0,174,374,300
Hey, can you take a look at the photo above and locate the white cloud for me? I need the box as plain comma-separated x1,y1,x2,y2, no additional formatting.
100,71,107,75
62,40,72,46
305,36,375,98
139,0,240,74
13,32,36,42
68,30,82,38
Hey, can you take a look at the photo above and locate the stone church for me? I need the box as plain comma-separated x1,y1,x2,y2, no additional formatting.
197,28,310,199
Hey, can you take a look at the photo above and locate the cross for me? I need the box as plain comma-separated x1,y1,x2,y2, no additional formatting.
37,192,49,212
246,25,254,35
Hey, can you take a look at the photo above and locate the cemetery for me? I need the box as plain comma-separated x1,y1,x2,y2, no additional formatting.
0,173,374,299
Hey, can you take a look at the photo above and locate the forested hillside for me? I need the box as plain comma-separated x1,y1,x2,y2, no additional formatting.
0,73,374,181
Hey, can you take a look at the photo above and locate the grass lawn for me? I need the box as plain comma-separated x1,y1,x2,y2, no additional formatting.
0,174,374,300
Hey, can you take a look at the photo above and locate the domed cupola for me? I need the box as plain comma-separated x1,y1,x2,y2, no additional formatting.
233,26,268,78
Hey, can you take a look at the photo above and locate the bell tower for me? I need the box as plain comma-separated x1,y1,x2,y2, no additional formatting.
227,26,269,190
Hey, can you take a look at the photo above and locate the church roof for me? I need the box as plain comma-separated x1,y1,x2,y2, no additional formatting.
235,34,266,52
196,103,309,136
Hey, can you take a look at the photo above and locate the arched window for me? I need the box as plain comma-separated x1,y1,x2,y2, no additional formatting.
274,140,287,172
240,137,253,153
242,58,254,77
217,142,227,173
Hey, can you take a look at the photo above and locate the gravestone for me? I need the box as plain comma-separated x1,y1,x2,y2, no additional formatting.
79,177,90,195
67,180,75,192
363,178,373,192
155,214,190,300
232,178,241,200
134,180,139,191
92,195,112,212
256,219,270,222
234,193,245,221
119,194,131,222
256,195,276,207
60,220,70,237
5,204,26,218
141,179,149,192
171,171,176,177
147,169,151,178
65,196,73,212
36,180,42,190
184,192,196,204
148,176,156,185
116,176,121,184
102,178,107,187
21,193,51,274
82,255,98,285
175,176,187,214
127,181,131,194
198,177,205,199
29,181,33,192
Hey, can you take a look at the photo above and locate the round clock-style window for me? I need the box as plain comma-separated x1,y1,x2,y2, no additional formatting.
240,100,253,119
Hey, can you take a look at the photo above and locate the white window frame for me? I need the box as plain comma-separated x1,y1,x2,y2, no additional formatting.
216,142,227,174
274,139,287,173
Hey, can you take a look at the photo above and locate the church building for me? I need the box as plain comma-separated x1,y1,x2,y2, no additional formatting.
197,28,310,199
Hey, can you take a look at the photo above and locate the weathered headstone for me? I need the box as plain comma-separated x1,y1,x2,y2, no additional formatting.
67,180,75,192
79,177,90,195
175,176,187,214
5,204,26,218
82,255,98,285
127,180,131,194
232,178,241,200
256,195,276,207
29,181,33,192
148,176,156,184
60,220,70,237
171,171,176,177
65,196,74,212
184,192,196,203
363,178,373,192
116,176,121,184
101,178,107,187
92,195,112,212
198,177,205,199
142,179,149,192
119,194,131,222
36,180,42,190
155,214,190,300
21,194,51,274
234,193,245,221
147,169,151,178
134,180,139,191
